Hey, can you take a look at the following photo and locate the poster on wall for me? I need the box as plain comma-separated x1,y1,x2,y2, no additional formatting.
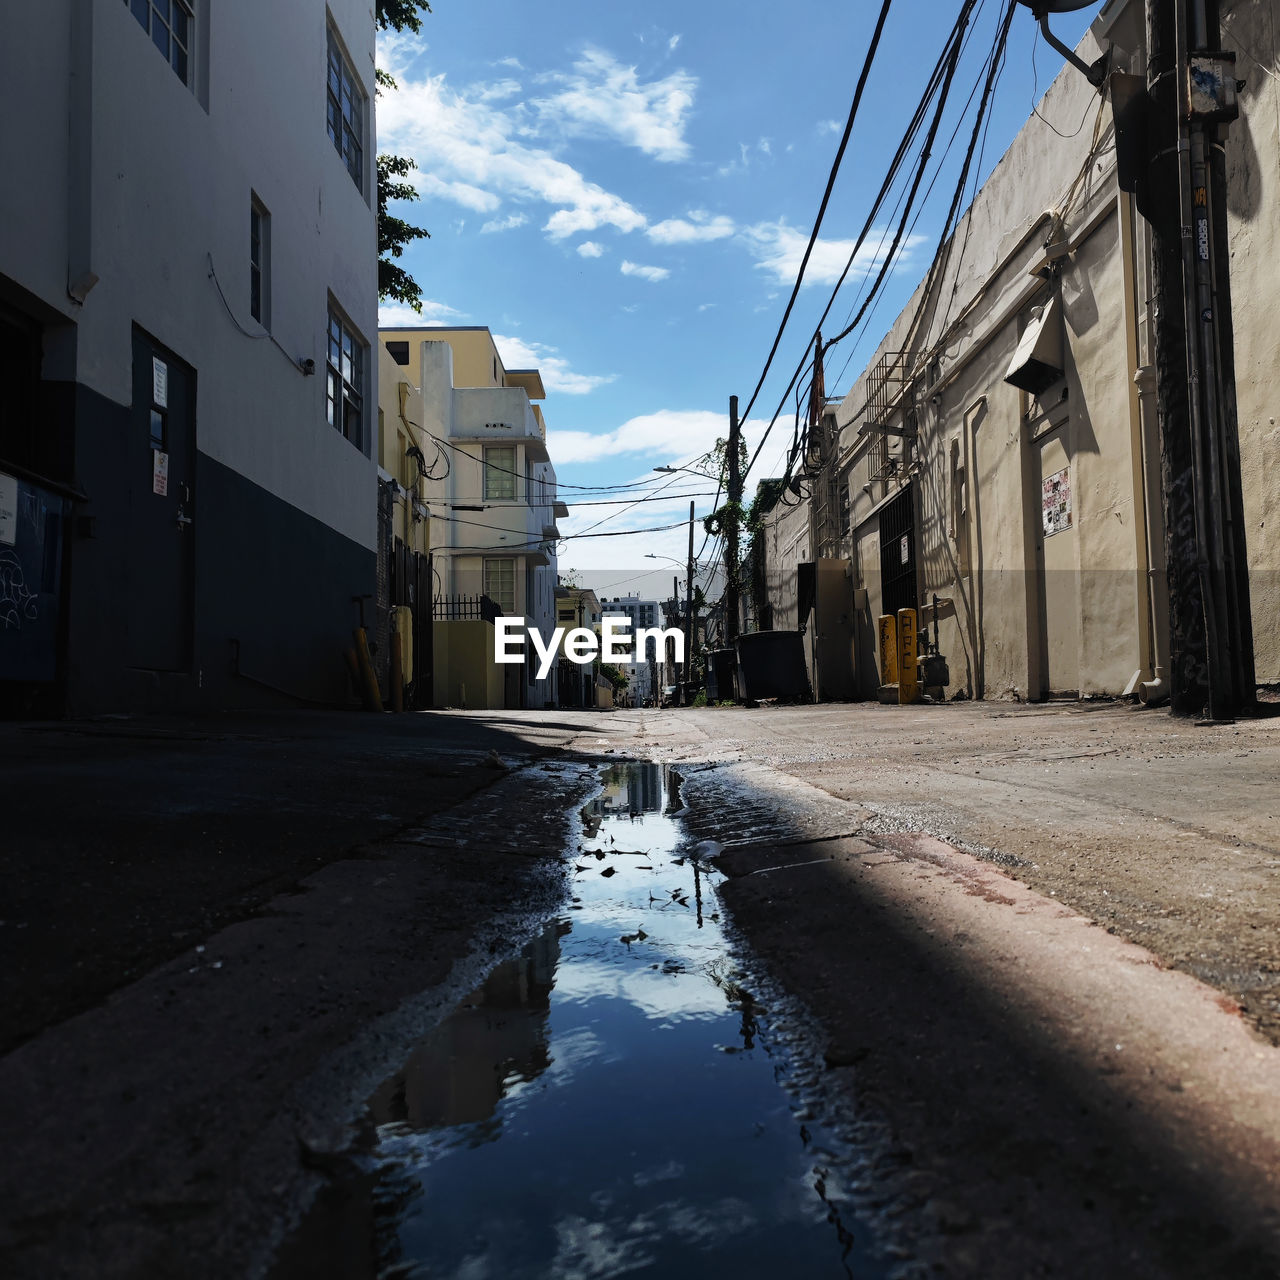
152,449,169,497
1042,466,1072,538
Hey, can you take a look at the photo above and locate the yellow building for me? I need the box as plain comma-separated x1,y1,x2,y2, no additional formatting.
377,326,567,708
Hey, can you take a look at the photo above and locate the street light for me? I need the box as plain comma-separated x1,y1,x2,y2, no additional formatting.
1014,1,1108,86
654,464,717,479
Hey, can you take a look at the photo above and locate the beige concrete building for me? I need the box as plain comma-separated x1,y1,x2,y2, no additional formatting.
378,326,566,708
755,0,1278,705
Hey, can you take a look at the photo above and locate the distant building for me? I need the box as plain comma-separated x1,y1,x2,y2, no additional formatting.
600,595,665,705
379,327,565,708
554,585,606,708
1,0,379,713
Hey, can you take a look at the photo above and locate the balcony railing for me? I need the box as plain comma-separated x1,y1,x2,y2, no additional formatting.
433,593,500,623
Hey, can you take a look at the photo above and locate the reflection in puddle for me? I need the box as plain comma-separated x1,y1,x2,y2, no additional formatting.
278,763,882,1279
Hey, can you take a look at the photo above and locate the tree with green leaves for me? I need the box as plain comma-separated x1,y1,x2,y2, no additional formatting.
374,1,433,311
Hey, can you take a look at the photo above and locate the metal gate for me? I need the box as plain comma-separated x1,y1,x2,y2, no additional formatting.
878,485,917,621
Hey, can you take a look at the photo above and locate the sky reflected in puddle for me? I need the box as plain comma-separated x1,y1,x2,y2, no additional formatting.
304,762,882,1279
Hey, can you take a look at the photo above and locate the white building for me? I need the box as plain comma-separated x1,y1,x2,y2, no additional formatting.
379,328,565,708
0,0,379,713
600,596,664,705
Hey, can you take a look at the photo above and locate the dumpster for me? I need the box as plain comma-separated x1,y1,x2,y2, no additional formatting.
736,630,809,701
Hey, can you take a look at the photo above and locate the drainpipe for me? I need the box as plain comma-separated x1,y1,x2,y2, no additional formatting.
1117,188,1161,701
1121,190,1171,706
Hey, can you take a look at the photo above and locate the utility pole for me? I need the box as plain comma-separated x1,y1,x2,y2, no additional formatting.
684,503,695,702
1143,0,1254,718
724,395,742,646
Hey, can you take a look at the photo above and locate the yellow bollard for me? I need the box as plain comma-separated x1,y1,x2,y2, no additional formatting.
897,608,918,705
878,614,899,685
353,627,385,713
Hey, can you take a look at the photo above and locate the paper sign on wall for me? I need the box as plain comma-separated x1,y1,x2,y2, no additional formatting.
0,473,16,546
153,449,169,497
1042,466,1072,537
152,357,168,409
900,534,910,565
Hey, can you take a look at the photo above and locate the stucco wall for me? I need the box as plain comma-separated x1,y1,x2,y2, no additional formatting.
761,4,1279,701
23,0,381,550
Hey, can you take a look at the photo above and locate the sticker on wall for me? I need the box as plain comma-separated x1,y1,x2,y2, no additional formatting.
0,473,16,546
152,357,168,409
152,449,169,497
900,534,910,565
1042,466,1072,538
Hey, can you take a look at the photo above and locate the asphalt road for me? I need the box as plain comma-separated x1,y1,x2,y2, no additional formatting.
4,699,1280,1278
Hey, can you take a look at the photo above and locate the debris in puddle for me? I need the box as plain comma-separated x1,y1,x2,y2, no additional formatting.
276,761,881,1280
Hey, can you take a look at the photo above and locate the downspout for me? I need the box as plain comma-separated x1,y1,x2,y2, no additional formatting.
1121,190,1172,705
1117,188,1161,701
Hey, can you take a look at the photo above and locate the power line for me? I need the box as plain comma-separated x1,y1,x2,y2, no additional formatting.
736,0,895,427
422,428,688,494
739,0,983,486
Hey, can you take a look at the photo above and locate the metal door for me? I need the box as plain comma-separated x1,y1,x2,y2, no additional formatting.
878,485,917,621
129,329,194,671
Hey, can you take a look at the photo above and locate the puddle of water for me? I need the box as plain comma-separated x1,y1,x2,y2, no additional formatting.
275,762,884,1279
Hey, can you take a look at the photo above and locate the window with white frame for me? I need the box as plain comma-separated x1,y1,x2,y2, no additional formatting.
125,0,193,85
326,26,365,193
326,304,367,452
484,558,516,614
484,445,517,500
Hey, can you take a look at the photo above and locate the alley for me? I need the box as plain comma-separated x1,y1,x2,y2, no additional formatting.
4,702,1280,1277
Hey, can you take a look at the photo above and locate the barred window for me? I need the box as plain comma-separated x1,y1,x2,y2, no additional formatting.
484,445,517,500
326,27,364,193
326,305,367,452
126,0,193,86
484,558,516,614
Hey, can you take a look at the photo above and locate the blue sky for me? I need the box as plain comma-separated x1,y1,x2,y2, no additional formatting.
376,0,1099,589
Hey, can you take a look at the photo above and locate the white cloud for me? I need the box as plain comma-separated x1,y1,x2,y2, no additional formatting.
577,241,606,258
413,172,500,214
475,78,522,102
532,48,696,162
492,333,616,395
646,212,735,245
377,36,647,240
742,220,927,287
480,212,528,233
377,300,466,327
697,302,716,312
620,260,670,282
668,34,682,52
817,118,842,135
758,137,772,156
549,409,768,466
495,56,524,70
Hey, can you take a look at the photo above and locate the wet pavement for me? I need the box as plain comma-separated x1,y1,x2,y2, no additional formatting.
273,762,881,1279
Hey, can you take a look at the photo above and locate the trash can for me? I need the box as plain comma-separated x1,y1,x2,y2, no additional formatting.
706,648,738,702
